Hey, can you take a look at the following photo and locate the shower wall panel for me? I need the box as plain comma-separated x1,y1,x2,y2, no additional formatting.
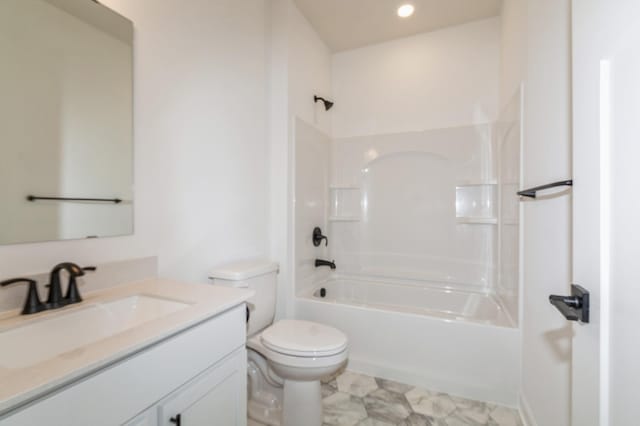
329,124,497,290
496,90,522,323
294,118,332,294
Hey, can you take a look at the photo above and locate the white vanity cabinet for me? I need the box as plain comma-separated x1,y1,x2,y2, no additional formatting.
0,305,248,426
128,348,246,426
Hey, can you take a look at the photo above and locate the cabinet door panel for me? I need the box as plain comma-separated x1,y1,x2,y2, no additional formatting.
123,409,155,426
158,349,246,426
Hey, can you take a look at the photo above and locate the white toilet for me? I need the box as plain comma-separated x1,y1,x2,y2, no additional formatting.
209,259,348,426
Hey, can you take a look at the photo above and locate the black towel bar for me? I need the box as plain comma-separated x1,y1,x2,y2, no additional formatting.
27,195,122,204
517,180,573,199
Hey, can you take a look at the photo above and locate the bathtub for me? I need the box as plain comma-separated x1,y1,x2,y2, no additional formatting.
295,276,520,406
308,277,514,327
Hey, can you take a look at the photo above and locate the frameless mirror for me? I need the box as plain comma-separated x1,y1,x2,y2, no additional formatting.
0,0,133,245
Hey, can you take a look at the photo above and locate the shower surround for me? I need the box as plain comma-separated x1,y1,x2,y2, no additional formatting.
292,17,522,407
293,92,522,405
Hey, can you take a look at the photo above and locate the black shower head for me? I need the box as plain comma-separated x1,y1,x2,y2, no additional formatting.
314,95,334,111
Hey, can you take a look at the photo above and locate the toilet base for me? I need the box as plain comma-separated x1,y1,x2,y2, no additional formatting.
282,380,322,426
246,334,347,426
247,352,283,426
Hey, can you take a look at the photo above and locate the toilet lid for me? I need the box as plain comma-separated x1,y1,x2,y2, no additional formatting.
261,320,348,357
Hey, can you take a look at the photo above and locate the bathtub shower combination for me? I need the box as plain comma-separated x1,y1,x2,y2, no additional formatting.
294,89,523,406
297,275,519,405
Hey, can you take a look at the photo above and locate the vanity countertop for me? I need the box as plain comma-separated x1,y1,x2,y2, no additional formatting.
0,279,253,416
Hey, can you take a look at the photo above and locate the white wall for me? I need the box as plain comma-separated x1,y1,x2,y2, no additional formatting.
0,0,270,286
332,18,501,139
519,0,573,425
287,4,332,136
499,1,527,109
268,0,332,319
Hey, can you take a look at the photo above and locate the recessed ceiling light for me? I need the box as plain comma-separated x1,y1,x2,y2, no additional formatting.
397,4,415,18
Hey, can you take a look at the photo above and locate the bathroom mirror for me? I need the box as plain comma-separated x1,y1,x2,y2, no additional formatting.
0,0,134,245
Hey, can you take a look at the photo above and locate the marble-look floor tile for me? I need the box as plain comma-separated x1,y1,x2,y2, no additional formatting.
367,388,412,411
355,418,395,426
363,389,411,423
323,367,347,384
432,412,484,426
315,370,523,426
400,413,435,426
375,378,414,395
323,392,368,426
450,396,491,424
323,379,339,398
405,388,457,419
337,371,380,398
488,406,522,426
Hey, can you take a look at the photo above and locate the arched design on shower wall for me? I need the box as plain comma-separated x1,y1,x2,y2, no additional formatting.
359,151,466,283
328,123,498,290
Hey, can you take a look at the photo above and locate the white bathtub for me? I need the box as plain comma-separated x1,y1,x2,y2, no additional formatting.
308,277,513,327
295,276,520,406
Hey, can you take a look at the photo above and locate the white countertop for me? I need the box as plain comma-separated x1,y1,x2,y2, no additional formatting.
0,278,253,416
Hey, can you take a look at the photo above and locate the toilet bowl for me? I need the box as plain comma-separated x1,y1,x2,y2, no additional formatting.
248,320,348,426
209,260,349,426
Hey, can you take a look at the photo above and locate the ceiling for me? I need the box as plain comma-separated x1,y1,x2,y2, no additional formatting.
293,0,503,52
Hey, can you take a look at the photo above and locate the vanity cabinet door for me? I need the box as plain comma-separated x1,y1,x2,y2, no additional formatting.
157,348,247,426
123,410,156,426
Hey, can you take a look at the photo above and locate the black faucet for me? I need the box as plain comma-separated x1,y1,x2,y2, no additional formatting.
47,262,85,308
0,263,97,315
315,259,336,270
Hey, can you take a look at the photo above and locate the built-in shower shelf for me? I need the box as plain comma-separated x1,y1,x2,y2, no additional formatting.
329,185,361,190
456,217,498,225
328,216,361,222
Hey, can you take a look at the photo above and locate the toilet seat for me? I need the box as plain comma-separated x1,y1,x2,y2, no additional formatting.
260,320,348,357
248,334,348,370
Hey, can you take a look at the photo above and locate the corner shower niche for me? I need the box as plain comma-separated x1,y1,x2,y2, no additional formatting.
455,183,497,224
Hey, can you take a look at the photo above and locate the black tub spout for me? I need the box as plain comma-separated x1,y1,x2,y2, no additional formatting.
315,259,336,270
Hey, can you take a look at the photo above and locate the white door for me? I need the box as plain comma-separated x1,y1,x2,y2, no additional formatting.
572,1,640,425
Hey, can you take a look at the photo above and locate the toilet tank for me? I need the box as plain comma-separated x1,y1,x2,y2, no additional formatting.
208,259,279,337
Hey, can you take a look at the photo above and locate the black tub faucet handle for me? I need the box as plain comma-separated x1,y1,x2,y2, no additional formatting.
313,227,328,247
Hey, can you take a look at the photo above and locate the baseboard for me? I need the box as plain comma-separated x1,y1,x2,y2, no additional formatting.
346,357,518,408
519,392,537,426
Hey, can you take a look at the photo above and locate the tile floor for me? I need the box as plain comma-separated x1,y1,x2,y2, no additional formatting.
320,371,523,426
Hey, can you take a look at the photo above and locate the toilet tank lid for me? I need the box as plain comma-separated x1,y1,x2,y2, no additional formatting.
208,259,279,281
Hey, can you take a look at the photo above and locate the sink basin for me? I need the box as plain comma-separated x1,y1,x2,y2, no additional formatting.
0,295,190,369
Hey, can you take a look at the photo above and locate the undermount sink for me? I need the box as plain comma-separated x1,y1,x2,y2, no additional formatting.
0,295,190,369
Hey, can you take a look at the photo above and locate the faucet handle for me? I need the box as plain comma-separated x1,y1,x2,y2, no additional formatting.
65,266,97,304
313,227,329,247
1,278,46,315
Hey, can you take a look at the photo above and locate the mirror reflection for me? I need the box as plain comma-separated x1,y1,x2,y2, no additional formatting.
0,0,134,245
